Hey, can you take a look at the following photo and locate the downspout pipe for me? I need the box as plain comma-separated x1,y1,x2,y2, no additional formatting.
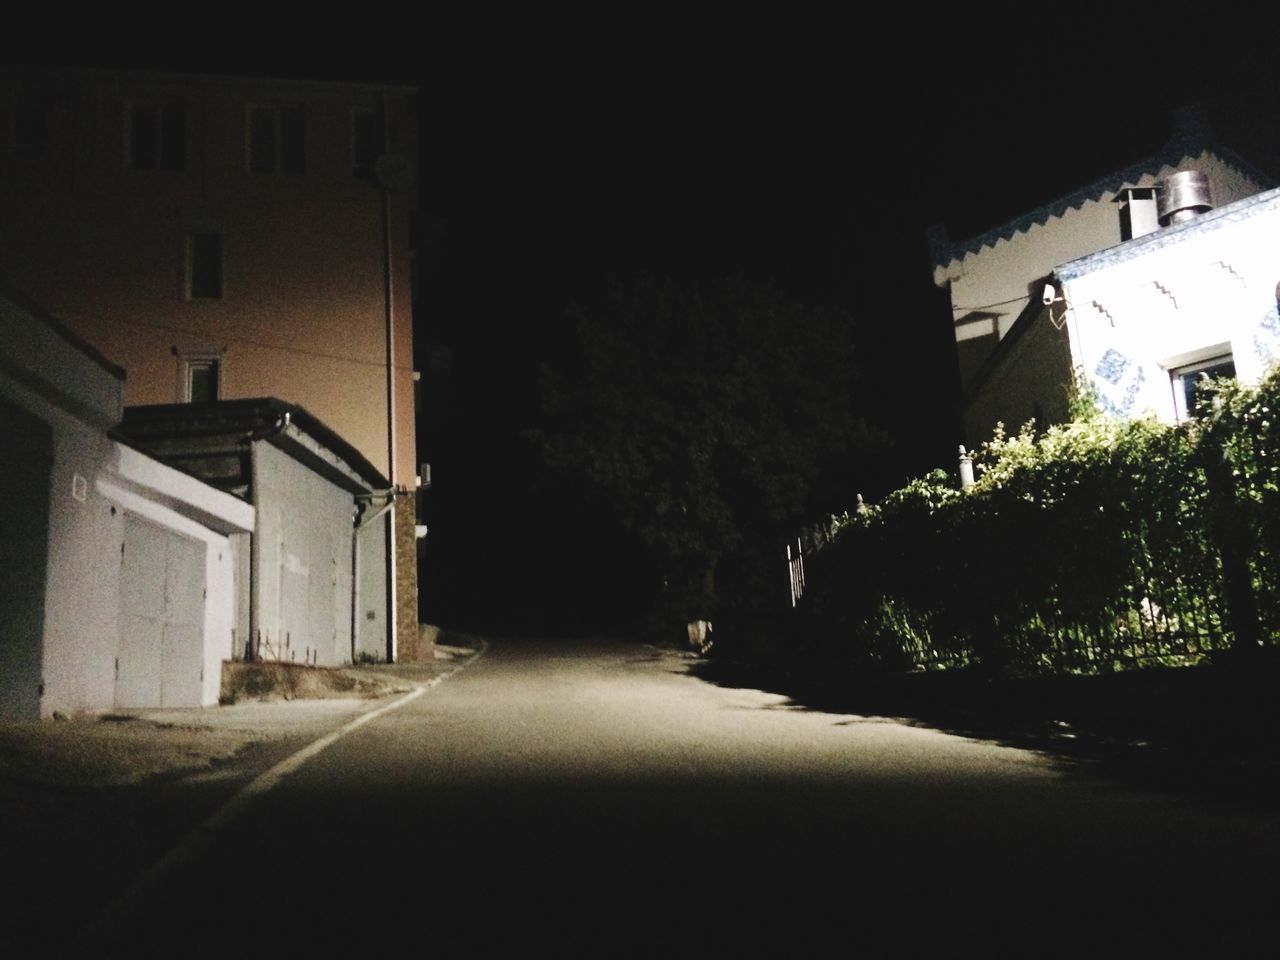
381,88,399,664
354,491,396,663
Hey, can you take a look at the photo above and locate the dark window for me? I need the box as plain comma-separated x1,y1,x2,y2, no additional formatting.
188,232,222,299
1171,354,1236,420
248,107,276,173
248,104,304,174
13,97,50,158
352,108,379,180
130,99,186,170
188,360,220,402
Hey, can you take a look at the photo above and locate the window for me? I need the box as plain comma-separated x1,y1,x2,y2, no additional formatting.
12,96,51,158
187,232,222,299
129,99,186,170
352,108,379,180
247,104,304,174
175,346,223,403
186,359,220,403
1170,353,1235,421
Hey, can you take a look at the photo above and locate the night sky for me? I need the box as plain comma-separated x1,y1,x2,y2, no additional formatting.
412,39,1280,466
28,30,1280,629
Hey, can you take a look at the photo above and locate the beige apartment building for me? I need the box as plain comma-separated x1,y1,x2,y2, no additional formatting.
0,66,422,660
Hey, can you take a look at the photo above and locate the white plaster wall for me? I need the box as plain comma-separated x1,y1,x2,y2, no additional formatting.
355,511,389,662
203,538,235,706
230,531,251,661
1061,199,1280,422
39,422,122,716
2,294,125,717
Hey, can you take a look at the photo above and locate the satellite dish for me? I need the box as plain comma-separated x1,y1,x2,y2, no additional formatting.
375,153,413,192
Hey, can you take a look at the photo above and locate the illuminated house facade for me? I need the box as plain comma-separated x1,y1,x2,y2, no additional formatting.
1054,183,1280,422
0,66,422,662
928,108,1272,445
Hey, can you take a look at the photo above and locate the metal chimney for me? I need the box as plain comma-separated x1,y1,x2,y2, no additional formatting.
1158,170,1212,226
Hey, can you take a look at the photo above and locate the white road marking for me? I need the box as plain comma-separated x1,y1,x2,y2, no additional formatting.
82,643,487,944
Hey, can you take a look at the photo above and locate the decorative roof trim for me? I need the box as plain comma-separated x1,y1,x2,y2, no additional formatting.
930,126,1274,274
1055,183,1280,282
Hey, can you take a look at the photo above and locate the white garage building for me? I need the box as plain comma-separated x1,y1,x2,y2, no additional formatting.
1,287,253,719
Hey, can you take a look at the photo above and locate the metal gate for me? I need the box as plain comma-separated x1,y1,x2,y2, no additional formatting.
116,514,205,708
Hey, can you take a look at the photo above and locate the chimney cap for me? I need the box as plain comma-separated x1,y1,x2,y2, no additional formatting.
1158,169,1213,225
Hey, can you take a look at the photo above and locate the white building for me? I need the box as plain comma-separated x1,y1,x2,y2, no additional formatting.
928,107,1272,444
116,399,392,667
1,287,253,719
1056,181,1280,423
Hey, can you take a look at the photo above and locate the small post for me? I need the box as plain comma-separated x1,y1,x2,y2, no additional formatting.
787,543,797,607
855,493,867,514
958,444,975,490
796,536,805,601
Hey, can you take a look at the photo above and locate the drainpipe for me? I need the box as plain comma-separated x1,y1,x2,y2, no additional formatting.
381,88,399,664
248,440,259,660
351,512,359,664
355,493,396,662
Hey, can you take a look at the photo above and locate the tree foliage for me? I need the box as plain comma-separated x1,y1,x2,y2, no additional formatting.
531,272,881,620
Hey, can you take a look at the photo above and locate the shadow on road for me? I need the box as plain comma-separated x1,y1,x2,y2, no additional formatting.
687,651,1280,812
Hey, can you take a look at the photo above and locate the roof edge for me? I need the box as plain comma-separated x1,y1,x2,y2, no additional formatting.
0,280,125,380
1055,182,1280,282
930,113,1276,274
121,397,389,490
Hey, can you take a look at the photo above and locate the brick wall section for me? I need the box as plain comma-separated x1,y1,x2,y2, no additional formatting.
395,498,423,661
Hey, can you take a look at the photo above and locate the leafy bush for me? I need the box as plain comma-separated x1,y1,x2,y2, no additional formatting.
803,366,1280,675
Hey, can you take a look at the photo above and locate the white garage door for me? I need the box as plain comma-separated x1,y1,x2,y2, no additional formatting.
116,514,205,709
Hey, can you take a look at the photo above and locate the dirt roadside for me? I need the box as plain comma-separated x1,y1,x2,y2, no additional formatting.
0,643,480,790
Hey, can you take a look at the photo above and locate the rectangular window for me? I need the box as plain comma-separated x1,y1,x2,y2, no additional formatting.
352,108,379,180
187,359,220,403
12,96,51,158
129,99,186,170
247,104,304,174
187,232,223,299
1171,354,1235,421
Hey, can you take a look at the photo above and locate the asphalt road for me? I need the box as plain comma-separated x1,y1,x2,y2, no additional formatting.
81,637,1280,950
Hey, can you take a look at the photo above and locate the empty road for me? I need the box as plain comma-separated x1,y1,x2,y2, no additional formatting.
89,636,1280,950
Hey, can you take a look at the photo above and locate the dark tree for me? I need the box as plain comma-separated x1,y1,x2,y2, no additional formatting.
532,272,883,627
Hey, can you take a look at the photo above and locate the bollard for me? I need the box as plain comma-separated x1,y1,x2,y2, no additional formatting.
958,444,975,490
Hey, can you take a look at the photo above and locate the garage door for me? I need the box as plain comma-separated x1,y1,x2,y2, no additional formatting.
116,514,205,709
